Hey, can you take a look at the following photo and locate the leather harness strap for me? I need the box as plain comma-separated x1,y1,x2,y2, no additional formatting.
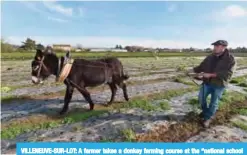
56,58,74,83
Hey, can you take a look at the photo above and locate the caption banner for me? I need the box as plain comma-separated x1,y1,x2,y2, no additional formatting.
17,142,246,155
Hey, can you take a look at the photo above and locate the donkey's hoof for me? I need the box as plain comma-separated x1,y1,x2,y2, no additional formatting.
59,110,68,115
103,104,109,107
107,102,113,106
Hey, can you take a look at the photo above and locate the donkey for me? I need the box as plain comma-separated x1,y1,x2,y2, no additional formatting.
31,47,129,115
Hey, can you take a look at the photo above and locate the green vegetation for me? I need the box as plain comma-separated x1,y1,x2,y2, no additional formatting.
174,77,196,86
234,108,247,115
232,121,247,131
1,110,107,139
151,87,197,100
122,99,158,111
136,92,247,142
176,64,186,72
1,87,12,93
117,87,197,111
1,86,196,139
159,101,171,110
121,128,136,142
1,95,28,103
219,92,247,109
186,91,247,111
230,75,247,84
238,83,247,87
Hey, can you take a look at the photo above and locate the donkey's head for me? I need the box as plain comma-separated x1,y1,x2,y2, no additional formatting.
31,46,59,84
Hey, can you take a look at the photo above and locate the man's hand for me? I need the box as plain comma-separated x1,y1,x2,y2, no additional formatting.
202,73,217,78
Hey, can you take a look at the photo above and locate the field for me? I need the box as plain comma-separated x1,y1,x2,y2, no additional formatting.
1,53,247,153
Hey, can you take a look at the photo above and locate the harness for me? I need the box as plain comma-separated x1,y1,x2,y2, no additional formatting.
35,55,74,83
56,58,74,83
35,55,112,84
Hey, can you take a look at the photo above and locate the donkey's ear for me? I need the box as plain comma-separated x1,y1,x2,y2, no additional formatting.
65,50,71,59
44,46,54,54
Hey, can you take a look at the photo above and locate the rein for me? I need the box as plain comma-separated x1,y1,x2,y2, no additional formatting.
186,72,203,86
36,56,50,79
56,58,74,83
36,54,114,84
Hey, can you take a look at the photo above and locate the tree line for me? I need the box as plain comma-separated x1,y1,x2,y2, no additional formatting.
1,38,247,53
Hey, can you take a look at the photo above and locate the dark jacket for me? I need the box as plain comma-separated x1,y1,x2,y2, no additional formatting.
193,49,236,87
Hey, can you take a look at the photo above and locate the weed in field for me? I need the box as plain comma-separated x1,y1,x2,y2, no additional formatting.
136,92,247,142
151,87,197,100
1,87,12,93
176,65,186,72
234,108,247,116
232,121,247,131
174,78,195,86
159,101,171,111
62,110,107,124
238,82,247,87
99,137,113,142
121,128,136,142
1,110,107,139
230,76,247,84
1,95,29,103
123,99,157,111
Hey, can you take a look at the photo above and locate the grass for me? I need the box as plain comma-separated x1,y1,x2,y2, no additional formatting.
121,128,136,142
1,86,197,140
1,110,107,139
0,74,192,104
234,108,247,116
238,82,247,87
230,75,247,84
176,65,186,72
232,121,247,131
174,77,196,86
116,86,197,111
135,91,247,142
159,101,171,110
186,90,246,111
1,86,12,93
122,99,158,111
1,95,29,103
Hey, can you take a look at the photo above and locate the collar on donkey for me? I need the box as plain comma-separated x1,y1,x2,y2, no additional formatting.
56,58,74,83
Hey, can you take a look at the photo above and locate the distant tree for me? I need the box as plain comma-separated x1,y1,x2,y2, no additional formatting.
125,46,133,52
76,44,83,49
1,39,14,53
36,43,45,50
189,47,195,52
119,45,122,49
21,38,36,50
205,48,212,52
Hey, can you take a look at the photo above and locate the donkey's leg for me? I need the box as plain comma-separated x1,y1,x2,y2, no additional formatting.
60,85,74,115
107,82,117,105
118,81,129,102
77,87,95,110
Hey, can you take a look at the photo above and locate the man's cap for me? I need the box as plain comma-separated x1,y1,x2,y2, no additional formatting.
211,40,228,46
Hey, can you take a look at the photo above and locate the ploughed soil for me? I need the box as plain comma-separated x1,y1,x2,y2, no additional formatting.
135,100,247,142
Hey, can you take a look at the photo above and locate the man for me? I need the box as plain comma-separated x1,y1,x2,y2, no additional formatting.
188,40,236,128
